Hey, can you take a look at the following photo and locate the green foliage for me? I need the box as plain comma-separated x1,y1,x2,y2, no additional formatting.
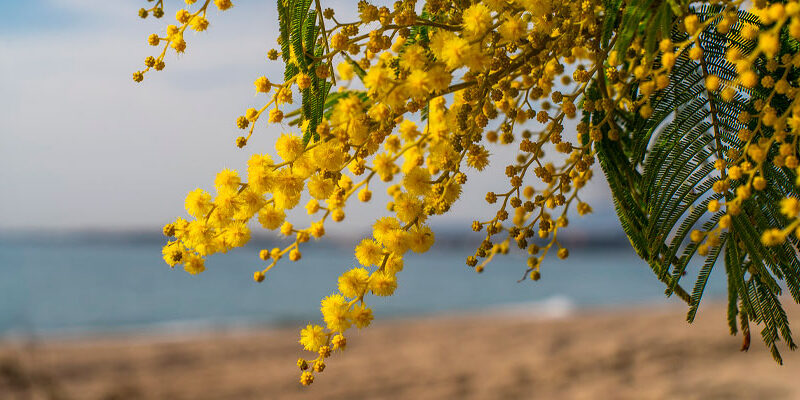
593,5,800,362
613,0,673,56
278,0,331,144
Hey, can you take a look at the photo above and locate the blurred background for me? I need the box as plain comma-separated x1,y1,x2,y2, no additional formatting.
1,1,798,399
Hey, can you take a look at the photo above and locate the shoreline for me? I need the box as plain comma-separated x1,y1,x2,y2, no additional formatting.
2,302,799,399
0,295,673,345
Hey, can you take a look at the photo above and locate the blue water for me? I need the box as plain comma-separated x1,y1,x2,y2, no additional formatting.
0,238,727,336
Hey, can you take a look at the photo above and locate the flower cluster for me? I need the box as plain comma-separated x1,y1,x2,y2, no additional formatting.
133,0,231,83
141,0,605,385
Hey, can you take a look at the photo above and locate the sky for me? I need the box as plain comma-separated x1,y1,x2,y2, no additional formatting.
0,0,619,234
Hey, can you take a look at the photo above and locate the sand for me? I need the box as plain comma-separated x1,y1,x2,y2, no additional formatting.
2,302,800,400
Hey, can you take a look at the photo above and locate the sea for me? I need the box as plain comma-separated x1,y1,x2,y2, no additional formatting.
0,231,728,337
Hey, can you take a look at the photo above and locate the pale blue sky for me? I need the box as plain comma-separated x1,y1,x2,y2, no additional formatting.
0,0,617,233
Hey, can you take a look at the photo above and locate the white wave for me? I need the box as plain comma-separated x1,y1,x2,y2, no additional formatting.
481,295,576,319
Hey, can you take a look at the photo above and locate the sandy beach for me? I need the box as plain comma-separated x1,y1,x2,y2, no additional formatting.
2,302,799,400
